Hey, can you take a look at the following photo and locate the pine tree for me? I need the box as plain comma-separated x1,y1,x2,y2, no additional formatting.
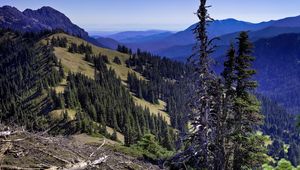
232,31,264,169
162,127,174,151
222,43,236,91
124,115,132,146
138,81,143,99
113,56,122,65
75,112,82,131
58,60,65,78
111,129,117,141
221,44,237,169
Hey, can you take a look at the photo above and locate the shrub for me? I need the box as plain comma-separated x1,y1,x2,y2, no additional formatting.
113,56,122,65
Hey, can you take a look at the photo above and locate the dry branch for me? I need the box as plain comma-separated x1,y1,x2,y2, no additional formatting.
0,138,26,142
63,155,108,170
91,155,108,165
89,139,106,158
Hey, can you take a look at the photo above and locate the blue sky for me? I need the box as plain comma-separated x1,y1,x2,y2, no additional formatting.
1,0,300,31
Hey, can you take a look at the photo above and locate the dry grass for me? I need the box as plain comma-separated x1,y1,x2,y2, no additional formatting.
49,109,76,121
107,63,144,82
54,47,95,79
71,133,119,145
54,78,68,93
47,33,144,81
44,33,170,125
133,97,170,124
106,126,125,144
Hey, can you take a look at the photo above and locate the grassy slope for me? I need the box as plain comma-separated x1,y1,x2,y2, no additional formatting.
41,33,170,142
49,108,125,143
49,109,76,120
45,33,170,123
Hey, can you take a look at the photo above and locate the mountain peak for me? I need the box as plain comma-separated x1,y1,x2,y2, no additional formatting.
23,6,67,18
0,6,88,38
217,18,240,22
39,6,57,11
1,5,18,10
23,6,63,15
0,5,22,14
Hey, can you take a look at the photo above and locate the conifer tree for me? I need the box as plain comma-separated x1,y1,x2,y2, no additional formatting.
111,129,117,141
138,81,143,99
232,31,264,169
221,44,237,169
177,0,222,168
192,0,220,168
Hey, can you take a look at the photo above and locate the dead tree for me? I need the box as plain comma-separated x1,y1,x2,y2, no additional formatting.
171,0,225,169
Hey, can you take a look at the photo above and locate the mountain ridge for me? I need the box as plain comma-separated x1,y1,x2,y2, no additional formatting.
107,15,300,56
0,5,88,39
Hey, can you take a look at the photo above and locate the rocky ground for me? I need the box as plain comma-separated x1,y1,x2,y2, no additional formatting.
0,125,162,170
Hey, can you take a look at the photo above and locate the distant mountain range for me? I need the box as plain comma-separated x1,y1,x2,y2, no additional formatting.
99,16,300,60
105,30,173,43
97,18,273,53
156,26,300,60
91,30,173,49
95,36,120,49
155,16,300,59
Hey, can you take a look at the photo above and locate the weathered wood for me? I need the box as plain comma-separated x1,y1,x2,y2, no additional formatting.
0,142,13,165
63,155,108,170
0,131,12,137
0,138,26,142
91,155,108,165
89,139,105,158
0,164,52,170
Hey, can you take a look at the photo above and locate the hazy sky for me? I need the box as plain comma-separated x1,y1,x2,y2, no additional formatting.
1,0,300,31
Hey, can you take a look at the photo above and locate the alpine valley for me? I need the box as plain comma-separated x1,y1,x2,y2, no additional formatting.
0,4,299,169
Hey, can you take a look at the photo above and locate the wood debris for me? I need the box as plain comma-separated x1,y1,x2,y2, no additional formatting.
0,125,162,170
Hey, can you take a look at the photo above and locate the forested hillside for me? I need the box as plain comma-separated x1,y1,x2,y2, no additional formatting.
0,30,180,152
259,95,300,166
0,29,64,130
1,28,300,167
1,0,300,168
254,34,300,114
213,33,300,115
